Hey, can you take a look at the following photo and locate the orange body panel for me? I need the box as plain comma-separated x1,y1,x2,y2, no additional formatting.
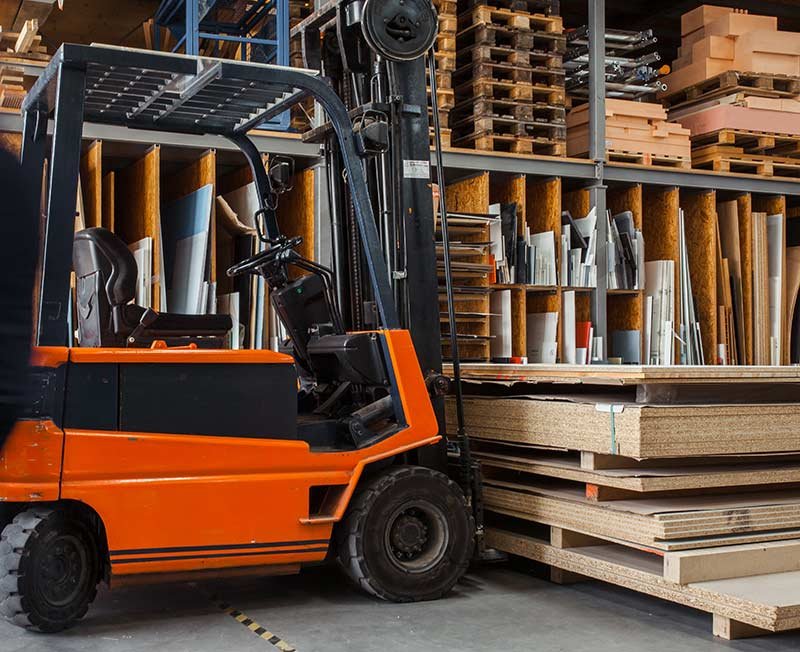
3,330,439,578
0,420,63,502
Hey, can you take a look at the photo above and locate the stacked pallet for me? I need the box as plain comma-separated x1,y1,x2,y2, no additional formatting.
661,5,800,177
0,19,48,110
429,0,457,147
447,366,800,639
451,0,566,155
567,99,691,168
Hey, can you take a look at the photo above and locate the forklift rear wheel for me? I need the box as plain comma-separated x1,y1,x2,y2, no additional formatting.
337,465,474,602
0,508,101,632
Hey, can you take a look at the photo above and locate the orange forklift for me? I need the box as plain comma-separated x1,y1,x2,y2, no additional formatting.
0,0,478,632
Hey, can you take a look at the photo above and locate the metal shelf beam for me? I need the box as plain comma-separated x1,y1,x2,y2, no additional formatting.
0,110,321,158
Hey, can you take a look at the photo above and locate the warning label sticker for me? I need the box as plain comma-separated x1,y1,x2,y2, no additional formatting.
403,159,431,179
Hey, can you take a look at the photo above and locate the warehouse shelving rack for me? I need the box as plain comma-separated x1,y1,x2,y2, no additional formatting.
2,0,799,361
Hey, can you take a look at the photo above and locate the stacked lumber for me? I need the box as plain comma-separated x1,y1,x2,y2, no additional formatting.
428,0,457,148
451,0,566,155
662,6,800,95
567,99,691,169
660,5,800,177
0,18,49,110
448,367,800,639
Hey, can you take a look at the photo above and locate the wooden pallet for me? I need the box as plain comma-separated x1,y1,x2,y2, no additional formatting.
459,5,563,33
457,43,562,70
663,71,800,109
452,113,565,141
438,13,458,35
453,96,566,124
465,0,558,14
457,22,531,50
692,145,800,178
453,128,565,155
602,149,692,169
430,127,452,148
456,78,565,105
455,60,565,88
433,50,456,73
488,524,800,641
692,128,800,158
432,0,458,15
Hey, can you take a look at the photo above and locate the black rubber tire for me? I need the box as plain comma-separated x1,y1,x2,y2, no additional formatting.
0,508,101,633
336,465,474,602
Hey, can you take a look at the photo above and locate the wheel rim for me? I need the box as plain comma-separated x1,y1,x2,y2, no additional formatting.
36,534,90,608
384,500,449,574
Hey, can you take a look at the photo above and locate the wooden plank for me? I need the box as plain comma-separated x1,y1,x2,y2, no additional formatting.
102,171,114,232
13,18,38,52
79,140,102,229
713,614,771,640
11,0,55,31
665,539,800,585
115,145,162,310
275,167,315,266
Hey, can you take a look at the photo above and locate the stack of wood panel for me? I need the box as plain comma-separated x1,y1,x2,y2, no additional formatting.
451,0,566,155
429,0,457,147
661,5,800,177
0,19,49,110
447,365,800,640
567,99,691,168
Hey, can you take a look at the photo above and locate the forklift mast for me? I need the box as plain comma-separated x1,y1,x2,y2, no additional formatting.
294,0,447,469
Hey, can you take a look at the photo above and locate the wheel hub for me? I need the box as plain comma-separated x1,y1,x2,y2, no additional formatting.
37,534,88,607
384,500,450,574
390,513,429,556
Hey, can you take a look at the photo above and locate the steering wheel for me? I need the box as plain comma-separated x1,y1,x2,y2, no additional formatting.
226,236,303,278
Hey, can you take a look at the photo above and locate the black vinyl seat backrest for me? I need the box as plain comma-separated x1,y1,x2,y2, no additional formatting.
73,227,231,348
73,227,138,309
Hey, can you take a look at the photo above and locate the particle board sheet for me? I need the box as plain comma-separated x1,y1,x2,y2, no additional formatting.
486,528,800,635
483,480,800,547
474,446,800,493
681,190,718,362
449,394,800,457
443,362,800,384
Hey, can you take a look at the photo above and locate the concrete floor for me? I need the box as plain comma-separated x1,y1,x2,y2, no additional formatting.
3,564,800,652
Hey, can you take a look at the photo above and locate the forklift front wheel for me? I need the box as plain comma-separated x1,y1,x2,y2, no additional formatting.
0,508,101,632
337,465,474,602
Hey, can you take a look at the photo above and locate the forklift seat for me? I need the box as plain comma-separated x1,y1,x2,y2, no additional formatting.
73,227,231,347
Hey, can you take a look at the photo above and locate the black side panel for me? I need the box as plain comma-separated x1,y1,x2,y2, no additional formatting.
21,365,67,427
64,363,119,430
119,363,298,439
